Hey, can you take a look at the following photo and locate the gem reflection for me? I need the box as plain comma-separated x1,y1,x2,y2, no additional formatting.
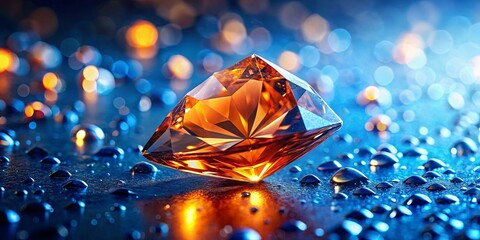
138,183,286,239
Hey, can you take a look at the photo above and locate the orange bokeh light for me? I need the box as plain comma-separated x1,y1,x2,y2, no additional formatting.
42,72,59,90
167,55,193,80
393,33,424,65
364,86,380,101
82,80,96,93
83,65,99,81
24,106,34,118
126,20,159,48
0,49,15,73
278,51,300,72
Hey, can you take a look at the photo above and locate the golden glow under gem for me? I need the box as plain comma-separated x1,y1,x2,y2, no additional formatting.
137,185,284,239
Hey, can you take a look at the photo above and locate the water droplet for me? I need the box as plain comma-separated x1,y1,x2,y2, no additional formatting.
371,204,392,214
111,188,138,196
423,158,446,170
402,147,428,157
0,156,10,165
71,124,105,143
403,175,428,185
317,160,342,172
451,177,464,183
377,143,398,154
375,181,393,189
22,177,35,185
370,152,398,167
424,212,449,223
230,228,261,240
427,183,447,192
336,153,354,161
14,189,28,196
401,135,420,146
443,169,455,174
300,174,321,185
354,146,376,158
423,171,441,179
345,209,374,221
0,128,16,140
331,167,369,185
289,165,302,173
404,193,432,207
49,169,72,179
421,136,435,145
34,189,45,196
367,221,389,233
435,194,459,205
333,192,348,200
353,187,376,196
63,179,88,191
389,206,412,218
0,208,20,225
40,156,61,165
26,146,49,159
329,220,362,237
0,133,14,154
463,188,480,199
94,146,125,160
280,220,307,232
131,161,157,174
448,219,464,231
451,138,477,156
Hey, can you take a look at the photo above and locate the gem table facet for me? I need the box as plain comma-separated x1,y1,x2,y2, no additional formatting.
142,54,342,182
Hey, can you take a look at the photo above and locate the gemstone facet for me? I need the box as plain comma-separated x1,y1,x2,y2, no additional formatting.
142,54,342,182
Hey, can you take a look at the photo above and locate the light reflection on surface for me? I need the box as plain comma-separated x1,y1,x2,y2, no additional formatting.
138,183,289,239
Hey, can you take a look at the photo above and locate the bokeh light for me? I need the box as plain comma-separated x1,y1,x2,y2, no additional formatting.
0,48,18,73
80,65,115,95
126,20,159,48
167,55,193,80
278,51,301,72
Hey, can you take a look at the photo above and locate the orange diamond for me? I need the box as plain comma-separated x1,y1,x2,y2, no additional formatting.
142,54,342,182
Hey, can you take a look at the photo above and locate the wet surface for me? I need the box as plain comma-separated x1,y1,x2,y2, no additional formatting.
3,0,480,239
